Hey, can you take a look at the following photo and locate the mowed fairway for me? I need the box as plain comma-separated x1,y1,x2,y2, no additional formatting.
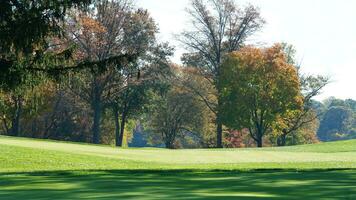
1,136,356,199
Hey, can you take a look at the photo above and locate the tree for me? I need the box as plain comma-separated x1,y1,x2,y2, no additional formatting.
179,0,264,147
66,69,118,144
0,0,92,88
63,1,159,144
0,0,139,92
0,72,45,136
0,89,25,136
148,87,204,149
219,44,302,147
0,0,90,132
63,1,128,144
317,106,354,141
106,11,173,147
345,99,356,111
274,75,329,146
312,98,356,141
272,110,319,146
112,83,153,147
274,43,329,146
176,67,217,148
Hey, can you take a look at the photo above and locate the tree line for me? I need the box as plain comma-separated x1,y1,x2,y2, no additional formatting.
314,98,356,142
0,0,334,148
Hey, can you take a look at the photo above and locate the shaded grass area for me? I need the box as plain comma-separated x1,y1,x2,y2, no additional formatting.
1,170,356,200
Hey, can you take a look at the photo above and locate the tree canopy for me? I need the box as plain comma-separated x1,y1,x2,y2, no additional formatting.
179,0,264,148
219,44,303,147
0,0,346,149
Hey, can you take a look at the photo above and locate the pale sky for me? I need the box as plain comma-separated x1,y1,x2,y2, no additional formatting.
137,0,356,101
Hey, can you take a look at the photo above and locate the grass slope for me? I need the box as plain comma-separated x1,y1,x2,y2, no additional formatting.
1,136,356,199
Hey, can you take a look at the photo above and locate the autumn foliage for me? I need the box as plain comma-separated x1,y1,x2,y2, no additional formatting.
219,44,303,147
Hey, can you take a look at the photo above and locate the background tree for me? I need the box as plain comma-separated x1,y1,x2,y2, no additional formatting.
62,0,161,144
146,66,206,149
274,43,329,146
179,0,264,148
0,72,47,136
0,0,94,135
317,98,356,141
174,66,217,147
107,10,173,147
148,87,204,149
0,88,26,136
219,45,302,147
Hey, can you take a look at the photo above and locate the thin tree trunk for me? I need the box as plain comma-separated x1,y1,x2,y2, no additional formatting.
216,92,223,148
32,118,37,138
117,111,126,147
113,106,121,147
2,118,10,135
11,96,23,136
44,90,63,139
216,120,223,148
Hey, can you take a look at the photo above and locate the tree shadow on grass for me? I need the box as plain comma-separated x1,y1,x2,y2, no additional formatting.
0,169,356,200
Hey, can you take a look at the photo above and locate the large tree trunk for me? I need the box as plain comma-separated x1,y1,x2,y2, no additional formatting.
164,131,175,149
165,140,174,149
92,101,101,144
11,95,23,136
113,106,121,147
257,138,263,148
256,130,263,148
91,79,103,144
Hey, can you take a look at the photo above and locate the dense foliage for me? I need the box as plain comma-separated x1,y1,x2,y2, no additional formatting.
179,0,264,148
219,45,302,147
316,98,356,141
0,0,91,88
0,0,349,149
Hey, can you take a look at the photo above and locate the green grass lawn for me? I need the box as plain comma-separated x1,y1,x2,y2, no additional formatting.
0,136,356,199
